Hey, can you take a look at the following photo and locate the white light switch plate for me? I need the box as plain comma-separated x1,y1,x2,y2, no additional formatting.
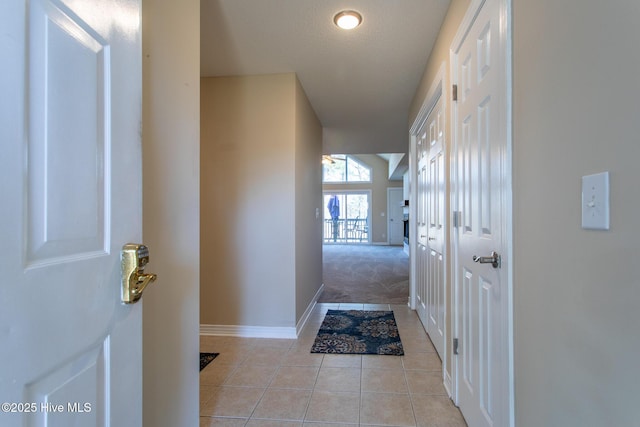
581,171,609,230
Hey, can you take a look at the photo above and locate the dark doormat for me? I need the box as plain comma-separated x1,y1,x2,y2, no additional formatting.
200,352,219,371
311,310,404,355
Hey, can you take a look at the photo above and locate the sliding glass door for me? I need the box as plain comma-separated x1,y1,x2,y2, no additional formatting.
323,192,370,243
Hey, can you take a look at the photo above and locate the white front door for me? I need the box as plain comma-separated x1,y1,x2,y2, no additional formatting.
451,0,512,426
424,95,446,360
388,188,404,245
0,0,144,426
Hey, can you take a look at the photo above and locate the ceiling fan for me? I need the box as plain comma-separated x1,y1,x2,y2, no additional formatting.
322,154,347,165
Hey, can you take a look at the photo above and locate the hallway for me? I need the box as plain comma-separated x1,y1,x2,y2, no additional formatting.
319,245,409,304
200,303,466,426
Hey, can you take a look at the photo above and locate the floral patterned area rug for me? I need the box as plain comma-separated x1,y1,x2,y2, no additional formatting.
200,353,219,371
310,310,404,355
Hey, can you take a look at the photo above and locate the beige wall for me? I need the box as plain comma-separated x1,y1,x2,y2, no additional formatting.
323,154,402,243
513,0,640,425
201,73,322,328
142,0,200,425
294,77,324,321
409,0,470,123
408,0,470,378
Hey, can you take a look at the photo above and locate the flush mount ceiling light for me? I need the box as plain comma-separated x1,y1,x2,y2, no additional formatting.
333,10,362,30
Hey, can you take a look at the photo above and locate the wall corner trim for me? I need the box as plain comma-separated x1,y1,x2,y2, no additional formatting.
200,284,325,340
296,283,324,336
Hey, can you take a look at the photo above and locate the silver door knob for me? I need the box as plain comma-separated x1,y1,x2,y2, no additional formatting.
472,251,501,269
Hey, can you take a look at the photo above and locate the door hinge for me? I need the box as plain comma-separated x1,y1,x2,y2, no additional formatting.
452,211,461,228
452,84,458,101
453,338,459,355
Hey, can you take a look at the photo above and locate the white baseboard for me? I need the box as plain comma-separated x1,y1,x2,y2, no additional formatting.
200,283,325,340
444,370,453,398
296,283,324,335
200,324,297,339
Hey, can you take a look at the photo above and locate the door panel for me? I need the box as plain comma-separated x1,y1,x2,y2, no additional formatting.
427,248,444,342
415,123,429,328
388,188,404,245
0,0,143,425
27,0,109,264
425,97,446,359
452,0,510,426
415,94,446,360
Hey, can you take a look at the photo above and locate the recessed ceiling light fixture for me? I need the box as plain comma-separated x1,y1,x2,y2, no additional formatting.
333,10,362,30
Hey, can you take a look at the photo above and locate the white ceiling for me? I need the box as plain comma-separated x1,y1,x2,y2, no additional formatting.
201,0,451,155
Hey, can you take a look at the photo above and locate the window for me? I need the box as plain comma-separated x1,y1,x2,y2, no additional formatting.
323,192,370,243
323,155,371,183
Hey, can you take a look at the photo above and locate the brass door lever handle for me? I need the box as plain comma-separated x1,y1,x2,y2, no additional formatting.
131,273,157,296
121,244,158,304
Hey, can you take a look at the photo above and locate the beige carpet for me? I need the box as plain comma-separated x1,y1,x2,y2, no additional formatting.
319,244,409,304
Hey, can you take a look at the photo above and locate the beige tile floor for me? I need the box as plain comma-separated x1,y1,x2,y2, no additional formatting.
200,303,467,427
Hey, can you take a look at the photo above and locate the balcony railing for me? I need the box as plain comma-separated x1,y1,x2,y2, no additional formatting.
324,218,369,243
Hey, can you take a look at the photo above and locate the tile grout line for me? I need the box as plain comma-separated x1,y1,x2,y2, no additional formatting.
402,357,420,427
299,352,323,424
359,358,364,426
240,338,295,424
201,303,460,427
239,342,271,424
301,307,325,424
